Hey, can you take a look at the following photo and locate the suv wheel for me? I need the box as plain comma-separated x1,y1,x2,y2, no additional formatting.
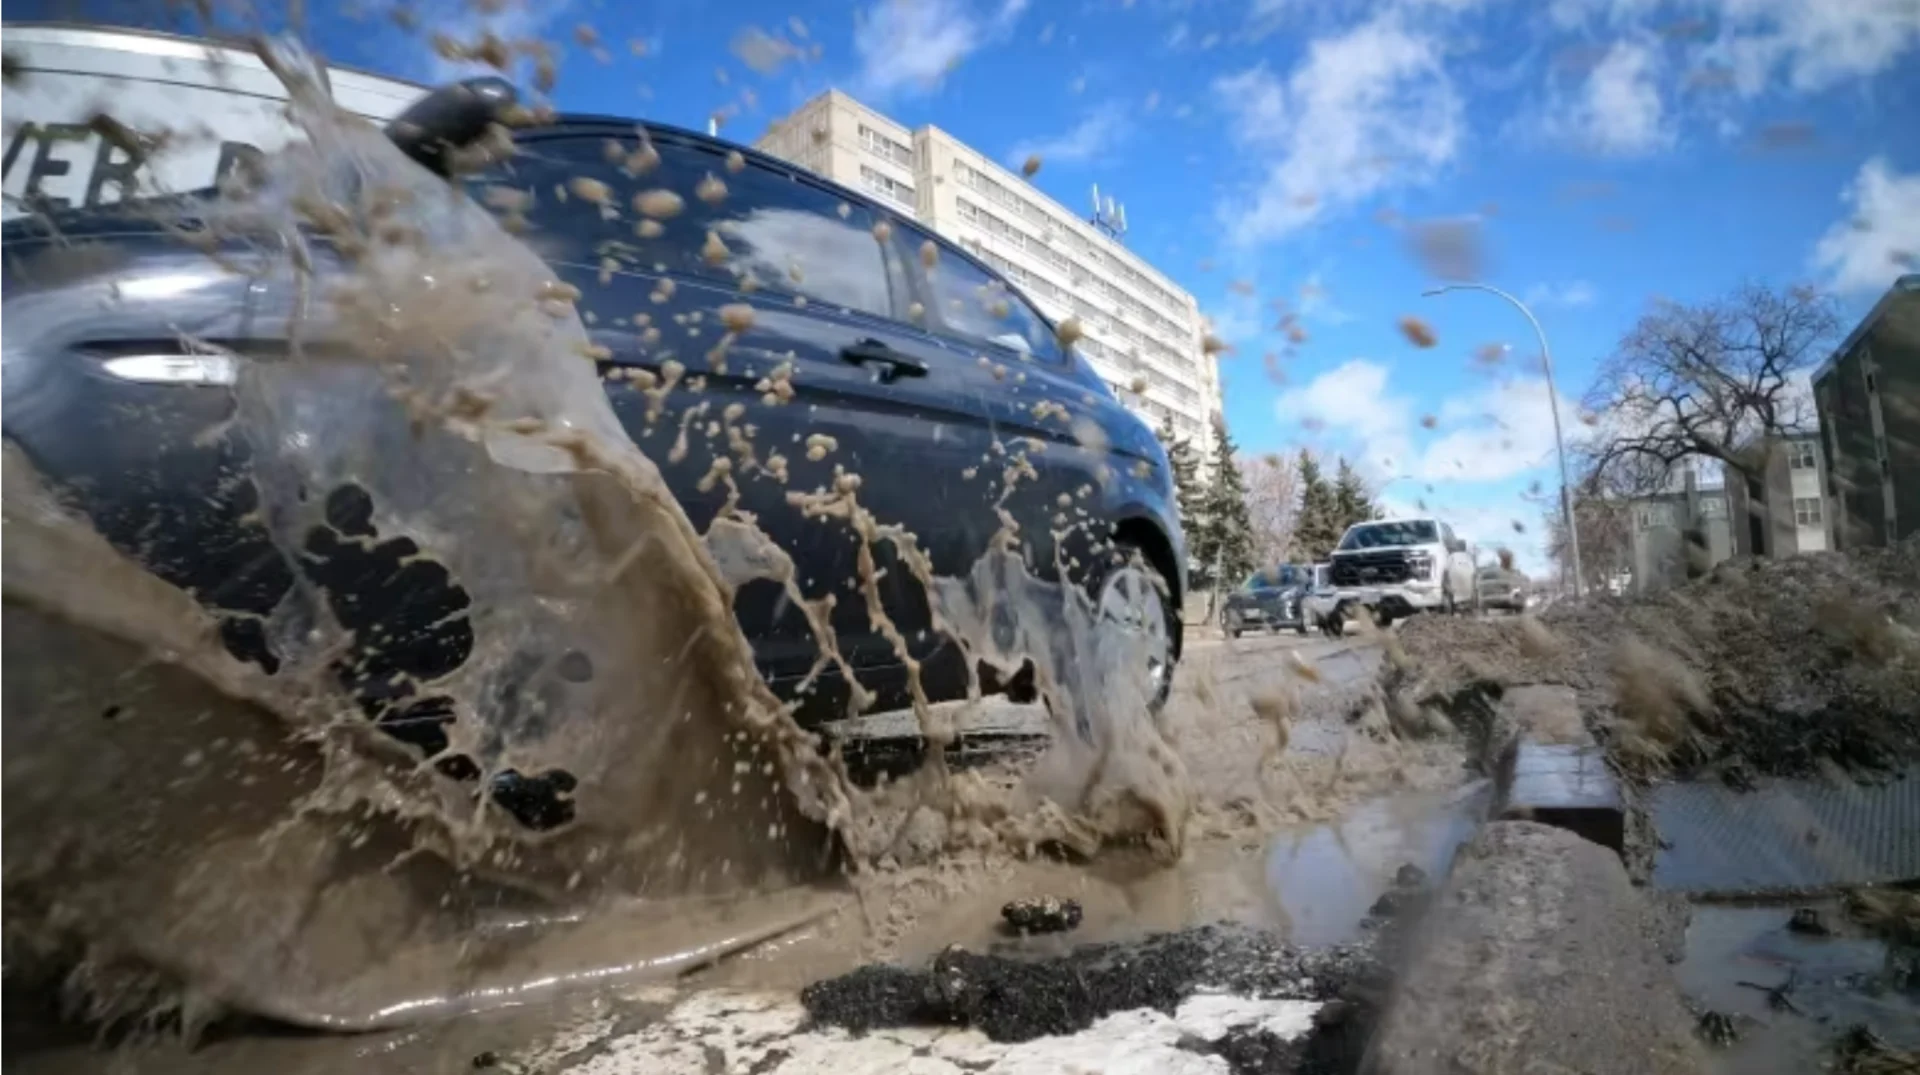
1093,542,1175,710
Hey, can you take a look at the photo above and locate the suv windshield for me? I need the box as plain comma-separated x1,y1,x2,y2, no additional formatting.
1243,566,1300,589
1338,521,1439,551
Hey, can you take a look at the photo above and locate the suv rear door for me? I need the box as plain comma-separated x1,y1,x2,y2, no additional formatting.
478,127,979,715
864,219,1154,598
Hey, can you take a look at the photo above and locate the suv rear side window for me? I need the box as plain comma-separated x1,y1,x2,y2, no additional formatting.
893,221,1064,362
475,133,893,317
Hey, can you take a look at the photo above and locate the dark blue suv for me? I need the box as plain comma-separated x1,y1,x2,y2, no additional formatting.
1,82,1187,824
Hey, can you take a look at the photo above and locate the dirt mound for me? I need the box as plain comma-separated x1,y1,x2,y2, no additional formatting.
1383,542,1920,781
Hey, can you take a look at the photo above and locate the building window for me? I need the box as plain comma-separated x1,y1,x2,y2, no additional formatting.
1636,503,1676,529
1793,497,1823,526
857,123,914,167
1788,440,1818,470
858,165,915,208
1697,496,1726,518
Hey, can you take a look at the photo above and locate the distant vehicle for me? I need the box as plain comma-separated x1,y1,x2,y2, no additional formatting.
1325,516,1477,628
1301,563,1343,636
1476,565,1531,613
0,78,1190,830
1221,564,1308,638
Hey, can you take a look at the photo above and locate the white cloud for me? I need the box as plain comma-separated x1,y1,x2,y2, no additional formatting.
1812,157,1920,296
1213,12,1462,242
1297,271,1357,325
1006,105,1131,167
1700,0,1920,95
852,0,1028,99
1550,0,1920,96
1273,359,1416,477
1416,376,1578,483
374,0,583,85
1540,38,1673,156
1522,280,1599,308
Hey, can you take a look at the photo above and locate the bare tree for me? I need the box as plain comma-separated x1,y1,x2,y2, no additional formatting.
1541,487,1635,593
1579,282,1840,535
1240,452,1298,568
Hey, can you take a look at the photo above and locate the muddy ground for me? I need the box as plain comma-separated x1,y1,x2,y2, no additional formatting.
1382,541,1920,784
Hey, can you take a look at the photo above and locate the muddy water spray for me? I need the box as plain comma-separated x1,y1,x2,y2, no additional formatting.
2,36,1190,1029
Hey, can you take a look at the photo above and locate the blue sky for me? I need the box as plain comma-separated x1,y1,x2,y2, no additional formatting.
46,0,1920,571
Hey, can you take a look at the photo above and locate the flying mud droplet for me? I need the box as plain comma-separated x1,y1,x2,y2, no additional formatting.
920,240,939,270
806,433,838,461
1021,154,1043,178
725,150,747,174
719,303,755,333
635,189,684,219
624,141,662,177
1398,316,1437,349
1285,650,1321,683
872,218,893,242
702,230,731,266
1054,316,1084,349
1405,217,1483,282
1202,333,1231,356
1129,376,1148,394
1420,414,1437,429
695,174,728,206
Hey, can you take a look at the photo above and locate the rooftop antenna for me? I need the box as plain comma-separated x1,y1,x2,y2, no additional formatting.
1090,184,1127,241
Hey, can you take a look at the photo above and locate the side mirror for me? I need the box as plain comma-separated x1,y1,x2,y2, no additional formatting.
1447,538,1467,553
386,76,522,177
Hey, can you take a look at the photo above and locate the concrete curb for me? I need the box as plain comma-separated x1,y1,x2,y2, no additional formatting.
1361,821,1706,1075
1486,684,1627,857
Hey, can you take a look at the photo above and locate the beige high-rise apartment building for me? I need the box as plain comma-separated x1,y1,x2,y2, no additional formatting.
755,90,1224,458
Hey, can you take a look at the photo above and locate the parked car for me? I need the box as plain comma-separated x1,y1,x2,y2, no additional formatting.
1301,563,1343,636
1221,564,1309,638
1326,516,1477,627
0,80,1188,829
1475,565,1531,613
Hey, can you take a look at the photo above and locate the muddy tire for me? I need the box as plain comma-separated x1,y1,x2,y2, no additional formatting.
1093,538,1177,710
1328,602,1351,637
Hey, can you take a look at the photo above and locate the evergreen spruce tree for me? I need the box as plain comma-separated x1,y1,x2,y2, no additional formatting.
1331,456,1381,533
1154,413,1205,537
1292,449,1342,561
1198,423,1258,588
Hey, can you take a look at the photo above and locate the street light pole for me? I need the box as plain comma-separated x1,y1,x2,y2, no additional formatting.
1422,283,1585,598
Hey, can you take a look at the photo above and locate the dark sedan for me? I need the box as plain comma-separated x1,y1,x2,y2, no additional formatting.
0,80,1187,829
1222,565,1308,637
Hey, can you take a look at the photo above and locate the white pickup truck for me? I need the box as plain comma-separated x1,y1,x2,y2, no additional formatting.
1308,517,1477,634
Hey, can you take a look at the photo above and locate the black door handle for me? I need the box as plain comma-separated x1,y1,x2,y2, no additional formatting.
840,338,928,382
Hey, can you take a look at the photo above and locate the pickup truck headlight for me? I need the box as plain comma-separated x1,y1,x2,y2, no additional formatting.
1408,552,1435,579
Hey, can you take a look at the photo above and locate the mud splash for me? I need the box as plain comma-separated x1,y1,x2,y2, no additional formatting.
1,37,1187,1032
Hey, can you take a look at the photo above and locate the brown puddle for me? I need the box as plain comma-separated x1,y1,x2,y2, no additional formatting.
1677,903,1920,1075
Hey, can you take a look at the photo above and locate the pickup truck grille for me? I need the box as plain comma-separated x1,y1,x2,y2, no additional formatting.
1331,551,1414,587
